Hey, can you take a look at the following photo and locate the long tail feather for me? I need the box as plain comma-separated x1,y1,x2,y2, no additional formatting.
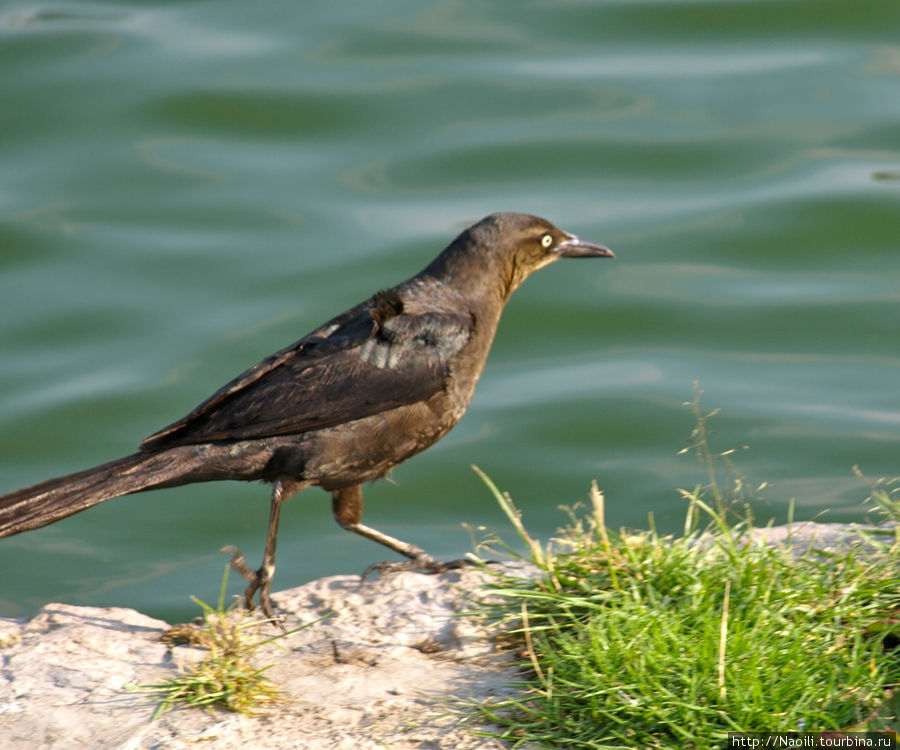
0,442,272,538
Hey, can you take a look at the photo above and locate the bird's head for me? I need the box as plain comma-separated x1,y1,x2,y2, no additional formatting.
429,212,614,302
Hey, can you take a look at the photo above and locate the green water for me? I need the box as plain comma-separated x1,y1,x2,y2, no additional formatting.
1,0,898,622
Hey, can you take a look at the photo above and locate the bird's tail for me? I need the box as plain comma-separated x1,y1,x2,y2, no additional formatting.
0,443,269,538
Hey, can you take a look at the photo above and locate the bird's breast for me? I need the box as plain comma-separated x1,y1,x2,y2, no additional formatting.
306,396,462,489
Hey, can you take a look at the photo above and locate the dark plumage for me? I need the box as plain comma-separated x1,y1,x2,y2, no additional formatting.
0,212,614,620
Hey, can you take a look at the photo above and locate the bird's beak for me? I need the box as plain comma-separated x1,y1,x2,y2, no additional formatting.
555,234,615,258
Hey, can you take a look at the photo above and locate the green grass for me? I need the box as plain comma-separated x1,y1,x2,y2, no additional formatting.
131,565,316,719
470,395,900,748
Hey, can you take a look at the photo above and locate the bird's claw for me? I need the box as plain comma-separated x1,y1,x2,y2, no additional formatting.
361,555,475,581
220,544,254,580
220,545,284,630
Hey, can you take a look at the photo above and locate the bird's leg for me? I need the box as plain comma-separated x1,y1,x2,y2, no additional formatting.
223,478,304,625
331,484,472,579
332,484,431,560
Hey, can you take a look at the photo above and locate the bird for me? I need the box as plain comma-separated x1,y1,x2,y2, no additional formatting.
0,212,614,621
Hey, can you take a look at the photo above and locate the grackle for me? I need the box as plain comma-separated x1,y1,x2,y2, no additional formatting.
0,212,614,620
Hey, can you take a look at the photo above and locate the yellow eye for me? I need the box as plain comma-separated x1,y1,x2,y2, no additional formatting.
540,233,553,248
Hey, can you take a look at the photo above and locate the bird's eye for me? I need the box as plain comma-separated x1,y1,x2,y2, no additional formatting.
540,233,554,248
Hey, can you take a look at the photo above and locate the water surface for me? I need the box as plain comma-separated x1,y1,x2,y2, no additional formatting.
1,0,898,621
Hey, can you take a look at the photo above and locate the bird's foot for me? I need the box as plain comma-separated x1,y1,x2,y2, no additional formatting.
361,554,475,581
220,545,284,630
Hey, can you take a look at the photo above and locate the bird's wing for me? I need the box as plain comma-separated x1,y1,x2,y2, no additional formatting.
140,290,473,451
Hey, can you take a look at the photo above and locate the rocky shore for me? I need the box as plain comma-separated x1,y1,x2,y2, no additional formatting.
0,521,886,749
0,565,524,750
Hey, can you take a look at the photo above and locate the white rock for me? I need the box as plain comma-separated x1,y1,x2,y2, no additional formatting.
0,567,522,750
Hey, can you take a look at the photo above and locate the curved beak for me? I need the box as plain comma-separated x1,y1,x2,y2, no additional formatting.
555,234,615,259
